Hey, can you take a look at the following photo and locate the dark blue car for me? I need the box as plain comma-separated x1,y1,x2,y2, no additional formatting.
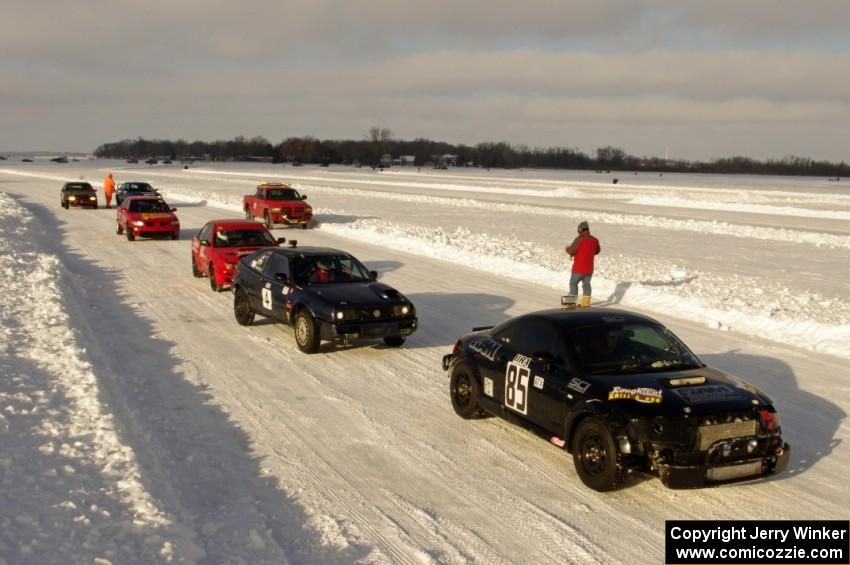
115,181,159,206
232,243,418,353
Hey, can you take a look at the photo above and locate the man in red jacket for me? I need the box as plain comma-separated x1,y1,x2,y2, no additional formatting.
565,221,601,307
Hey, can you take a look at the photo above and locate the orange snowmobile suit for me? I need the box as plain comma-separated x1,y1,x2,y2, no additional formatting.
103,173,116,207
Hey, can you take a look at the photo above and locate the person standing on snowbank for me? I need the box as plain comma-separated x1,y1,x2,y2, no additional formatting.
103,173,116,208
565,221,600,307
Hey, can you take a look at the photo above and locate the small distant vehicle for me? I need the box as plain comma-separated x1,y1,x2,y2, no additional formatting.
115,181,159,206
442,308,789,491
51,156,68,163
243,182,313,229
145,158,158,165
22,158,33,162
116,195,180,241
163,159,173,164
126,158,139,164
233,244,417,353
192,219,285,292
60,182,98,209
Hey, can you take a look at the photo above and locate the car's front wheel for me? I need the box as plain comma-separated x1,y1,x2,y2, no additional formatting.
264,211,273,229
209,264,220,292
244,206,252,220
383,336,405,347
126,230,135,241
116,223,123,235
571,417,624,492
449,366,482,419
191,255,202,277
294,310,320,353
234,288,255,326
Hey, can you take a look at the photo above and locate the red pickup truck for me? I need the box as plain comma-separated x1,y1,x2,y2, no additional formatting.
243,182,313,229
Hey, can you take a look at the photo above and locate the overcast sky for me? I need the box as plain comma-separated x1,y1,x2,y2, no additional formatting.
2,1,849,161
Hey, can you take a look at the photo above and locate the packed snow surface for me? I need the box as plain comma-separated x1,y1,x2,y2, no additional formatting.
1,161,848,564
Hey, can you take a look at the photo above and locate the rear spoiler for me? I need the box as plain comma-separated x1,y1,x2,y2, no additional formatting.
472,325,493,332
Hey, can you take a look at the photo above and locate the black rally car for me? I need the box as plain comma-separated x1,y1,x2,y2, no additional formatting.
60,182,98,209
232,243,418,353
443,308,789,491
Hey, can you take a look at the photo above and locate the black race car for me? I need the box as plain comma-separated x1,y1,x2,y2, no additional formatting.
115,181,158,206
232,243,418,353
442,308,789,491
60,182,98,209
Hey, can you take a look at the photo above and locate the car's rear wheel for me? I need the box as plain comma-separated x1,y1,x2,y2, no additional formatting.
126,230,135,241
234,288,255,326
244,206,252,220
571,417,624,492
209,264,219,292
294,310,320,353
383,336,405,347
450,366,482,419
264,211,273,229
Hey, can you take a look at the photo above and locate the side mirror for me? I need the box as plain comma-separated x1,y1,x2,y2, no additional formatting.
171,207,177,212
370,270,379,281
301,194,308,200
199,239,209,247
276,237,286,244
274,273,288,283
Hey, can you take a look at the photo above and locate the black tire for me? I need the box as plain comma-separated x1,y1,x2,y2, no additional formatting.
383,336,405,347
191,255,203,278
126,230,135,241
294,310,320,353
172,230,179,240
301,223,308,229
244,206,252,220
571,417,624,492
264,211,273,229
62,201,69,209
91,204,98,210
117,223,123,235
209,264,219,292
449,366,482,419
234,288,255,326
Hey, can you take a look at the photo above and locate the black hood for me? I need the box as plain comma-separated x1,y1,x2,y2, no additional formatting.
308,282,408,307
590,366,774,418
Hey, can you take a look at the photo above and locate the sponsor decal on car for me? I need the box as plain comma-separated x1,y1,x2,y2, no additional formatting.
568,377,591,394
483,377,494,397
608,386,663,404
673,385,743,405
469,337,502,362
139,212,173,220
533,375,544,390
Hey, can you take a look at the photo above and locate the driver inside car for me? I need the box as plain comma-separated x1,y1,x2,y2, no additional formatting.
310,259,336,283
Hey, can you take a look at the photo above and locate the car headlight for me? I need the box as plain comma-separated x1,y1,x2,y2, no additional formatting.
170,220,180,225
68,196,76,201
89,196,96,201
335,310,345,320
133,220,145,227
225,262,236,270
393,304,413,317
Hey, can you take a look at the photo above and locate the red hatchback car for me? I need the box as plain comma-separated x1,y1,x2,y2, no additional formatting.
117,195,180,241
192,219,284,291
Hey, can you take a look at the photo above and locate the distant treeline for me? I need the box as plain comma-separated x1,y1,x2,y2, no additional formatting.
94,135,850,177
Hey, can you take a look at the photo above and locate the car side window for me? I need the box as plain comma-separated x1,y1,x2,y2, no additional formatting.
198,224,213,243
492,323,516,346
262,255,289,279
509,319,558,357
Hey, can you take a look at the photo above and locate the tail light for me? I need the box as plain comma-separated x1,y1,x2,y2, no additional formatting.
451,340,461,355
759,409,780,431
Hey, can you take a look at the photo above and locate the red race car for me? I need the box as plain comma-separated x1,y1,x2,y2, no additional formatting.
116,195,180,241
243,182,313,229
192,219,284,291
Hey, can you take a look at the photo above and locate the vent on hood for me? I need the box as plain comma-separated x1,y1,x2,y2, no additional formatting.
665,376,707,387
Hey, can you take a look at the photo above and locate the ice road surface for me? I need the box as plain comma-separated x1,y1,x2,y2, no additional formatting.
1,161,848,564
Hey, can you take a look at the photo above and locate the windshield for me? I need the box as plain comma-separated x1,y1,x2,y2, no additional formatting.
292,255,372,284
123,183,154,192
64,183,94,192
566,322,702,375
128,199,171,213
265,188,301,200
214,228,276,248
